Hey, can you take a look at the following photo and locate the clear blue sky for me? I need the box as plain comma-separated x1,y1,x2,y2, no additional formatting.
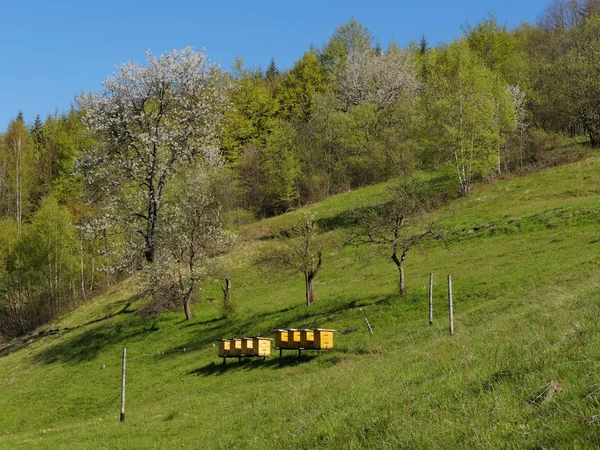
0,0,549,130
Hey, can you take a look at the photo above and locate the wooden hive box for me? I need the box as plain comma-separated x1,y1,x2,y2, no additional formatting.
218,339,231,357
300,329,316,349
288,329,302,349
230,338,243,357
314,329,335,350
273,329,289,348
241,338,255,356
253,337,272,357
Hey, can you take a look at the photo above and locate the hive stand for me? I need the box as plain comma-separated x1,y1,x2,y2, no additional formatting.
273,329,335,357
219,337,273,364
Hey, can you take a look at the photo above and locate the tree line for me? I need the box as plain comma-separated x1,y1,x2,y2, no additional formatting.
1,0,599,338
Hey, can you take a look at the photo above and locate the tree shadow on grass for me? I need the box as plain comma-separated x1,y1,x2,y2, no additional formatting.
0,329,62,358
190,354,316,376
32,319,159,365
0,298,138,360
170,294,391,357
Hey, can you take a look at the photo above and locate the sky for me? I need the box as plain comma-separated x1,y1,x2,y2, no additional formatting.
0,0,550,130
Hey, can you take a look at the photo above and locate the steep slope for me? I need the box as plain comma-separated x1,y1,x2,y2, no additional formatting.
1,156,600,449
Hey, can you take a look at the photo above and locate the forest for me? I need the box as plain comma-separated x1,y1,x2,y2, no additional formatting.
1,0,599,339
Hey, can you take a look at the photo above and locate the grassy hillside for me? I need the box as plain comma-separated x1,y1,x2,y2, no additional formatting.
2,155,600,449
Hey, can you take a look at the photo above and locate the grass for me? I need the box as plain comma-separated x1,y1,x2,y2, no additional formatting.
2,154,600,448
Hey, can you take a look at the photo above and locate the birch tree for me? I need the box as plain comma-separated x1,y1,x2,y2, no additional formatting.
422,41,513,195
1,119,34,235
78,47,230,263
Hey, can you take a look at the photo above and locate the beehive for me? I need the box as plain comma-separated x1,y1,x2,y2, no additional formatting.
300,329,316,349
274,329,289,348
230,338,243,356
288,329,302,348
253,337,272,357
218,339,231,357
241,338,254,356
314,329,335,349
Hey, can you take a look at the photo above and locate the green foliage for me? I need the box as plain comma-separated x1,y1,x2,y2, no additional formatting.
547,15,600,145
263,121,301,212
0,197,80,337
16,196,79,295
318,18,374,72
221,69,279,162
421,40,514,194
464,14,530,88
278,51,328,120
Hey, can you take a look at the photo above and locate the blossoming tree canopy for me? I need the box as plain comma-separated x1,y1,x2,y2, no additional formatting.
78,47,231,262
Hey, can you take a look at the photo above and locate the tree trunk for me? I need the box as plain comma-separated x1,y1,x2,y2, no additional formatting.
144,236,155,263
590,131,598,147
184,292,193,320
392,250,408,296
144,189,159,263
398,263,405,296
305,273,316,307
222,278,232,317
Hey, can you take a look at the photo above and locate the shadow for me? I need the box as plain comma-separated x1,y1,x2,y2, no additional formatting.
32,318,159,365
170,294,388,358
0,329,63,358
0,300,137,360
189,354,316,376
181,316,226,328
315,208,366,231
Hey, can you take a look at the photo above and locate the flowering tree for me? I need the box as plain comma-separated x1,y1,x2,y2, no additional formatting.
78,47,230,263
335,48,420,110
149,166,234,320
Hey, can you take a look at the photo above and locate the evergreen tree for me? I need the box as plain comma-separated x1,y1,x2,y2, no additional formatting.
265,57,279,81
419,33,429,54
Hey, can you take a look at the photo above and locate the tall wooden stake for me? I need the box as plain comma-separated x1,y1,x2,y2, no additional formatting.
120,348,126,422
448,275,454,335
222,278,232,316
429,273,433,326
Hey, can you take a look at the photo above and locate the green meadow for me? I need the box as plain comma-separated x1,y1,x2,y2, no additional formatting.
2,154,600,449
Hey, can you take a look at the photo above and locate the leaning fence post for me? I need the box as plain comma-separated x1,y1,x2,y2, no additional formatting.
429,273,433,326
365,317,373,334
448,275,454,335
120,348,126,422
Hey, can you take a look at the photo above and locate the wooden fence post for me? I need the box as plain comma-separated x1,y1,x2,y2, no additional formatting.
448,275,454,336
120,348,126,422
429,273,433,326
365,318,373,334
222,278,232,316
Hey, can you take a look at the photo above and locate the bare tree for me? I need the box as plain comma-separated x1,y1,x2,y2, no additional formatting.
348,178,442,297
259,213,324,306
78,47,230,263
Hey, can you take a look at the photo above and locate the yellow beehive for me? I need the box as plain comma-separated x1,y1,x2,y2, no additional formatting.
300,329,316,349
241,338,254,356
273,329,289,348
314,329,335,349
230,338,243,357
288,329,302,348
218,339,231,357
253,337,272,357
